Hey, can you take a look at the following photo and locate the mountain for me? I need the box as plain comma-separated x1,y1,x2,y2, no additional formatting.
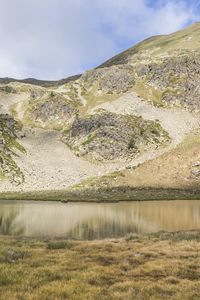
0,22,200,200
0,74,81,87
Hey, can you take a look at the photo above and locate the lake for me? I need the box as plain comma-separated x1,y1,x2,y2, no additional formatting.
0,200,200,239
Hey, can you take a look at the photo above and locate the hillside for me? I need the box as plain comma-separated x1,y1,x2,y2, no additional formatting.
0,22,200,198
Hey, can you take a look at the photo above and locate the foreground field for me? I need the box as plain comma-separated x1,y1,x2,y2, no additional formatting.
0,231,200,300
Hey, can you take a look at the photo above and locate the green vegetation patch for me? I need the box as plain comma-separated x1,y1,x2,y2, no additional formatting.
0,115,25,184
0,85,17,94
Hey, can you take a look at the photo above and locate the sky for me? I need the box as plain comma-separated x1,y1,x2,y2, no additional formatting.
0,0,199,80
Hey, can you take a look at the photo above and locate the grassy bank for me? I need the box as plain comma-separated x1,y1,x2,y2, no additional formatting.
0,231,199,299
1,187,200,202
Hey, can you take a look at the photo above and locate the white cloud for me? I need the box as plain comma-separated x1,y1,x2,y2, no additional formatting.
0,0,198,79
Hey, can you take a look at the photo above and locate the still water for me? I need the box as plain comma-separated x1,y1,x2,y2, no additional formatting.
0,200,200,239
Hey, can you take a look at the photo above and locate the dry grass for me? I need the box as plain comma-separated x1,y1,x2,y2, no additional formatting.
76,130,200,191
133,79,165,107
120,131,200,189
0,231,199,299
79,85,119,116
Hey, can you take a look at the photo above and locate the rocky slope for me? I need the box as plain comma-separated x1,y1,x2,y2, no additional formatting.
1,22,200,195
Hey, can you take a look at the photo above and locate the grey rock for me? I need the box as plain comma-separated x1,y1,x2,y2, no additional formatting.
63,110,170,161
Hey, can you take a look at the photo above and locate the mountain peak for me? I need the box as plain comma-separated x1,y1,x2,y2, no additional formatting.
99,22,200,68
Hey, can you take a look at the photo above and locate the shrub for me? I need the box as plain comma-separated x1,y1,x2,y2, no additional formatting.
47,241,73,250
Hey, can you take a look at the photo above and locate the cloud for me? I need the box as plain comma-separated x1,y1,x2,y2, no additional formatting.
0,0,198,79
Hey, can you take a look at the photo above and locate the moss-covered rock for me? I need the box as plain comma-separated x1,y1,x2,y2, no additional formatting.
25,92,78,129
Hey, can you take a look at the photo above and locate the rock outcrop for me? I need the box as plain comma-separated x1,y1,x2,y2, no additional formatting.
63,110,170,161
135,53,200,111
81,65,134,94
26,92,78,128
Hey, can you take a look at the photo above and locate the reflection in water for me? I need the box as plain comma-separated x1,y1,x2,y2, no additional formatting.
0,206,24,235
0,200,200,239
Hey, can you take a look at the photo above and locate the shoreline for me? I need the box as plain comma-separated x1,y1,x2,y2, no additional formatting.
0,187,200,202
0,229,200,241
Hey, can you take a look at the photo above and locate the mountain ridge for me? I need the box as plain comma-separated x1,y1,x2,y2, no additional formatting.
0,74,81,87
